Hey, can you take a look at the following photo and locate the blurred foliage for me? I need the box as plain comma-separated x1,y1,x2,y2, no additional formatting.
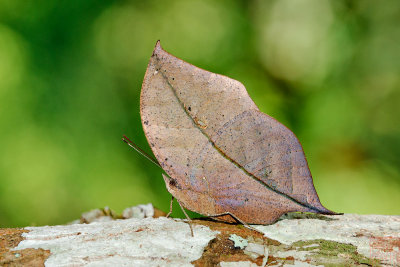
0,0,399,227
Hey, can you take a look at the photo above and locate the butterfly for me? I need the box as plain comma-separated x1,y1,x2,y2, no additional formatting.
124,41,339,236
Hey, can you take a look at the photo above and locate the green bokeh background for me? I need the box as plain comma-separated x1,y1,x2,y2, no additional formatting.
1,0,399,228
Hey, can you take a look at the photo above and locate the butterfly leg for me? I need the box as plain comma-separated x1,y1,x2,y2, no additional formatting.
166,196,174,218
176,199,194,237
208,212,261,234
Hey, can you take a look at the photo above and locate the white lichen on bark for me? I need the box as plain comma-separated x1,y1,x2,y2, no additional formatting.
7,204,400,266
256,213,400,266
14,217,218,266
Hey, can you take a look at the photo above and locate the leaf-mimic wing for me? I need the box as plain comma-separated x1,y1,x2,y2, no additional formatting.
140,41,337,224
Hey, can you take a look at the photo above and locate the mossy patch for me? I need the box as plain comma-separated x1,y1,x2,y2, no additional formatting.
291,239,381,266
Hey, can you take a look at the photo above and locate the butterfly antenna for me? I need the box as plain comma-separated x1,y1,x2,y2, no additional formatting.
122,135,162,169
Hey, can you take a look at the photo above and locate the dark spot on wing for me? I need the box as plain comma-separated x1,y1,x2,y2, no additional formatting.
169,178,182,189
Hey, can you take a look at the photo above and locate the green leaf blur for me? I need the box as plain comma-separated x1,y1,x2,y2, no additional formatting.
0,0,399,227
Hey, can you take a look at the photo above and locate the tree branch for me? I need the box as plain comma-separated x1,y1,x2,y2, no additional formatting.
1,204,399,266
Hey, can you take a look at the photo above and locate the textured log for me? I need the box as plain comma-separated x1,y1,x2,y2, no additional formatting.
0,204,399,266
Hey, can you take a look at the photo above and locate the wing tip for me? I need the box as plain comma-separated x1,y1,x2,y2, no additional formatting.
317,206,343,215
153,40,162,56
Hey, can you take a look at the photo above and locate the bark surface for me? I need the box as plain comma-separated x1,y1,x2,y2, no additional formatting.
0,204,399,266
